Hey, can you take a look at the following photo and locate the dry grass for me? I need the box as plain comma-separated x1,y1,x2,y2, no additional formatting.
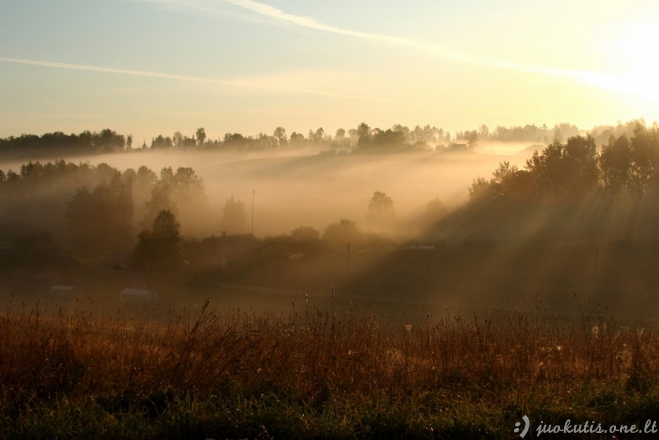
1,298,659,438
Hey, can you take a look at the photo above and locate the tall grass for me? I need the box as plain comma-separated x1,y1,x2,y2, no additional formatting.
1,298,658,439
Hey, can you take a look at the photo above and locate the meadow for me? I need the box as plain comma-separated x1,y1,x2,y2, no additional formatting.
1,296,658,439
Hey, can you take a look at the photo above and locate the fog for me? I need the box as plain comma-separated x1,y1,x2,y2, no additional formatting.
0,147,529,240
5,131,659,322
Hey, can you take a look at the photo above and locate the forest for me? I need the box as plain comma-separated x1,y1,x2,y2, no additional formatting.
1,120,658,255
0,119,646,158
0,119,658,316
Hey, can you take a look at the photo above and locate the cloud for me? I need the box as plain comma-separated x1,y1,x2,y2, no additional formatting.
0,56,235,84
137,0,627,93
2,1,634,101
0,57,352,99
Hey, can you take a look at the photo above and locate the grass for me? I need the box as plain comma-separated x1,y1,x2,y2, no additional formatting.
0,298,658,439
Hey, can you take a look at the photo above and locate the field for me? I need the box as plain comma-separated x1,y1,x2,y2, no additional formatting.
3,149,659,438
1,295,659,439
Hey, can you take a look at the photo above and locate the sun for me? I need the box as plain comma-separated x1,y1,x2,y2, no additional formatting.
618,24,659,103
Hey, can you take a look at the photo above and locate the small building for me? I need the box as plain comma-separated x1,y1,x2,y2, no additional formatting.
49,285,77,299
119,288,159,303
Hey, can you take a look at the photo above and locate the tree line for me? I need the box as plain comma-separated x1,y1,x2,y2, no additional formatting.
0,129,129,156
469,122,659,205
0,160,206,255
0,156,449,273
2,120,648,158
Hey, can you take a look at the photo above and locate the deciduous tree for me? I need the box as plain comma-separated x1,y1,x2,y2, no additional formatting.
196,127,207,147
221,196,247,234
133,209,182,271
367,191,395,224
66,174,133,254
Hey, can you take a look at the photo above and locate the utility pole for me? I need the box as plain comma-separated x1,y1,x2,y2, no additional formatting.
347,243,350,276
251,189,255,236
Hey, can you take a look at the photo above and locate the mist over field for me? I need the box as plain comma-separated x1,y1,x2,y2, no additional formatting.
0,145,529,239
3,121,659,322
0,142,525,317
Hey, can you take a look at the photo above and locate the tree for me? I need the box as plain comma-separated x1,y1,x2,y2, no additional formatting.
411,125,425,143
310,127,325,143
478,125,490,139
152,209,181,243
66,174,133,254
273,127,287,146
391,124,411,142
291,225,320,242
173,131,184,148
97,128,126,152
491,161,519,185
468,177,494,201
322,219,365,250
133,210,182,271
487,161,534,201
144,181,174,229
221,196,247,234
196,127,207,147
367,191,395,223
466,130,479,148
143,166,206,229
289,225,321,254
525,135,599,200
599,135,632,189
170,167,205,203
372,129,406,148
224,133,247,149
290,132,305,144
629,123,659,191
151,135,173,149
357,122,371,147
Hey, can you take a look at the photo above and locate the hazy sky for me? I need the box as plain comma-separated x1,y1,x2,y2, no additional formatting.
2,0,659,142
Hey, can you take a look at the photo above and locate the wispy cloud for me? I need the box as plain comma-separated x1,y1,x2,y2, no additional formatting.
0,57,352,99
138,0,627,93
2,1,633,100
0,56,236,84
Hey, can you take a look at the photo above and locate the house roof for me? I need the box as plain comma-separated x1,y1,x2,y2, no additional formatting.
202,233,258,245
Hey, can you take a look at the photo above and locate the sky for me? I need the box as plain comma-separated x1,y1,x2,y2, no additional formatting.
2,0,659,142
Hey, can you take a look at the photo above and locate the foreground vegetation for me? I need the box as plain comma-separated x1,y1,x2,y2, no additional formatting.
1,300,658,439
